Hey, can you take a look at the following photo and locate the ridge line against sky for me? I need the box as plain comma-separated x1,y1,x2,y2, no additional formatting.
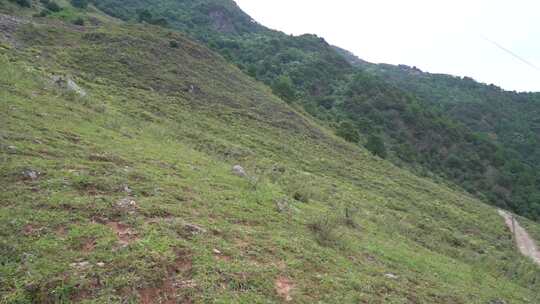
234,0,540,93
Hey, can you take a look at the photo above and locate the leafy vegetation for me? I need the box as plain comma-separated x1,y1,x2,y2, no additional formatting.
359,63,540,219
71,0,88,9
84,0,540,221
0,2,540,303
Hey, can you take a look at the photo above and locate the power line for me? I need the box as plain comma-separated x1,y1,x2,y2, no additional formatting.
482,36,540,73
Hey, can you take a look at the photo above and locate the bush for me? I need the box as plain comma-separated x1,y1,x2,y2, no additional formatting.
343,205,360,229
308,215,342,247
137,9,152,23
336,121,359,143
36,9,49,17
72,17,85,26
169,40,179,48
45,0,61,12
9,0,32,7
365,134,387,158
272,76,296,103
137,9,169,27
293,191,309,203
70,0,87,9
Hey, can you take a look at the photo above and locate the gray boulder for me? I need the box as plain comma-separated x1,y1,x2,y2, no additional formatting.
22,169,39,181
52,75,87,97
232,165,247,177
184,223,207,235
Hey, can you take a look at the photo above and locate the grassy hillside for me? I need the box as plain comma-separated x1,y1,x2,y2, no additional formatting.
1,5,540,304
64,0,540,221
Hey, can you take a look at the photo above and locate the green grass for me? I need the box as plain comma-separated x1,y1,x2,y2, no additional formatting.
0,13,539,303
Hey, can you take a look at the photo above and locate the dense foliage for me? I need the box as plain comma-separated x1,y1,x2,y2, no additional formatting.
360,64,540,218
86,0,540,220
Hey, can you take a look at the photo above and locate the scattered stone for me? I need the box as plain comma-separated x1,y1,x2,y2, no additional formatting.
52,75,87,97
21,169,40,181
187,84,201,94
21,252,35,262
275,198,289,213
96,262,105,267
488,300,507,304
384,273,399,280
183,223,207,235
115,197,137,210
7,145,17,153
232,165,247,177
213,248,222,255
122,185,133,194
173,279,197,289
70,261,91,270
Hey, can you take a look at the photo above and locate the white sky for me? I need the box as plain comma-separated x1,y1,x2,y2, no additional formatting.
234,0,540,92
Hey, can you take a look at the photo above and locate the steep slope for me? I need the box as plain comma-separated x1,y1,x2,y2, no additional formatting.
79,0,540,221
1,5,540,304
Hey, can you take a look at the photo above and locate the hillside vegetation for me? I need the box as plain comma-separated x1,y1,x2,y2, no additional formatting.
72,0,540,221
1,1,540,303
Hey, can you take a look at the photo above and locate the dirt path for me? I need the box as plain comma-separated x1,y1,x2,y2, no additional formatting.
498,210,540,266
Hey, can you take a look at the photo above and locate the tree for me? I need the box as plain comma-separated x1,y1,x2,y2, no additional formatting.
272,76,296,102
45,0,61,12
137,9,153,23
9,0,32,8
336,121,359,143
72,17,85,26
71,0,88,9
366,134,387,158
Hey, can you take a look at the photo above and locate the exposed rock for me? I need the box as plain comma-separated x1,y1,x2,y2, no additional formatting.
275,276,294,302
52,75,87,97
21,169,40,181
173,279,197,289
232,165,247,177
384,273,399,280
0,14,27,47
186,84,201,94
122,185,133,194
70,261,91,270
275,198,289,213
7,145,17,154
115,197,137,210
488,300,507,304
183,223,207,235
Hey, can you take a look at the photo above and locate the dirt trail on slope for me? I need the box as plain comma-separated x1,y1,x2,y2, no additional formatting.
498,210,540,266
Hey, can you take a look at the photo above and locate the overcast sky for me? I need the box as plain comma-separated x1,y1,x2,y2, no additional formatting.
234,0,540,92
